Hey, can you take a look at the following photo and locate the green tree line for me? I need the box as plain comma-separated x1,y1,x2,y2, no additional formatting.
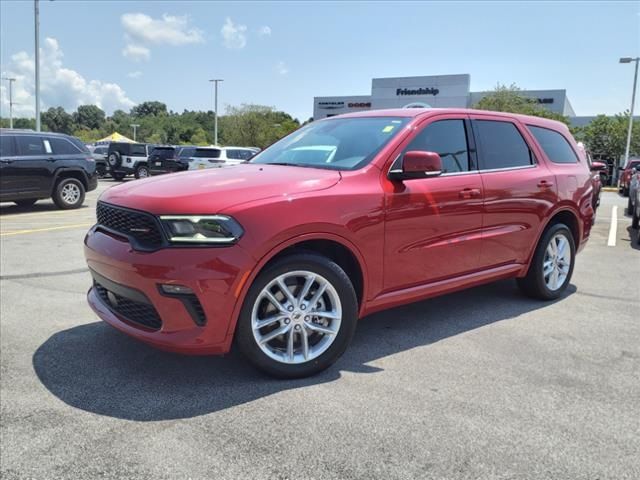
0,102,301,149
473,83,639,164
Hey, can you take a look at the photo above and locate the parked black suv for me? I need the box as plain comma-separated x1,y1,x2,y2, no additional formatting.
0,129,98,209
107,142,157,180
148,145,196,175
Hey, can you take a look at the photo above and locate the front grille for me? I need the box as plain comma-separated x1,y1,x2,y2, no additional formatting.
94,281,162,330
96,202,164,249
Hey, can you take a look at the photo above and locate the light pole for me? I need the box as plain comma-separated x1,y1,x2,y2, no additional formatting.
34,0,41,131
130,123,139,142
1,77,16,128
209,79,223,145
620,57,639,172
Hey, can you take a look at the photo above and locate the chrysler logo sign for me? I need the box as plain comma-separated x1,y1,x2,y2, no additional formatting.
318,101,344,110
396,87,440,96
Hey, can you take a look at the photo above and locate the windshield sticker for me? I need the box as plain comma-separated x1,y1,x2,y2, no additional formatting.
382,125,395,133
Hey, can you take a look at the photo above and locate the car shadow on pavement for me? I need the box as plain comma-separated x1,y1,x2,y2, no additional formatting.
33,279,575,422
626,226,640,250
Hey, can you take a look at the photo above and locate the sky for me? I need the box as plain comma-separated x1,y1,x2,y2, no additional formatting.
0,1,639,122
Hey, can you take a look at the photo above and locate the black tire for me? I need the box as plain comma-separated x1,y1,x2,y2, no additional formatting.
632,208,640,229
14,199,37,207
628,197,633,216
623,187,629,197
107,152,121,169
96,163,108,178
134,164,149,179
236,252,358,379
52,178,85,210
517,223,575,301
111,172,126,181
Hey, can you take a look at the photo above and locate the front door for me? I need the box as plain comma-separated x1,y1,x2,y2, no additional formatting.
383,116,485,291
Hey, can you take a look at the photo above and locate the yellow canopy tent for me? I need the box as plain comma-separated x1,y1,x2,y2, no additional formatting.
95,132,135,144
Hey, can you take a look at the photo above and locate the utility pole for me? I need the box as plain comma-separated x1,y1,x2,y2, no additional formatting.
34,0,41,131
130,124,140,142
620,57,639,172
209,79,223,145
1,77,16,128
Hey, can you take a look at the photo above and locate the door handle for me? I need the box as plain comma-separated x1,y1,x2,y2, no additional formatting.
459,188,481,199
537,180,554,189
46,157,56,162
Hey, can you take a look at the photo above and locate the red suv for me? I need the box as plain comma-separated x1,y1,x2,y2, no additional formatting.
84,109,594,378
619,158,640,196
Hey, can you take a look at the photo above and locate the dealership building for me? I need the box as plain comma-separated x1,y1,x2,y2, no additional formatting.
313,74,577,120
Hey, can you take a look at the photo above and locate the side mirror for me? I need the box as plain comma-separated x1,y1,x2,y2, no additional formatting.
389,151,442,181
590,161,606,172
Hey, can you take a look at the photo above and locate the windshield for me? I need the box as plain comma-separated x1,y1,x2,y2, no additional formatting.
251,117,409,170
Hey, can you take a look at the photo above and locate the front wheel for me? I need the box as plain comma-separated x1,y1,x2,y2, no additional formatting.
53,178,85,209
517,223,575,300
236,253,358,379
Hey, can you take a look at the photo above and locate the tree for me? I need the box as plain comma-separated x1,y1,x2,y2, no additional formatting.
220,104,300,148
474,83,570,124
74,105,105,130
131,101,168,117
190,127,209,145
41,107,74,134
579,112,639,165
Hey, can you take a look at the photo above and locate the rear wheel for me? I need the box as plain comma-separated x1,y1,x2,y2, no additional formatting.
517,223,575,300
134,164,149,179
14,199,37,207
236,252,358,378
53,178,85,209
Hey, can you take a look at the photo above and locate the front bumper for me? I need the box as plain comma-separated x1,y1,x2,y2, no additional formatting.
84,227,256,355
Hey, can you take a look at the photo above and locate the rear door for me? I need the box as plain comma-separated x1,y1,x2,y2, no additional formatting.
9,135,54,196
471,114,557,268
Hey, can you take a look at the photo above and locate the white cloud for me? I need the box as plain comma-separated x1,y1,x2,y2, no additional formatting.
0,37,135,117
121,13,204,46
221,17,247,49
127,71,142,79
122,44,150,62
276,61,289,75
258,25,272,37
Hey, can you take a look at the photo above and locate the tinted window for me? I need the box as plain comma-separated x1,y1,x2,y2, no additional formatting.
226,149,254,160
16,136,46,156
94,147,107,154
178,147,196,158
528,126,578,164
49,137,82,155
0,135,16,157
130,144,147,155
474,120,533,169
194,148,221,158
150,147,175,159
405,120,470,173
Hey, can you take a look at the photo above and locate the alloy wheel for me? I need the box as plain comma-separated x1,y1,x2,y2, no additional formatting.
543,233,571,291
61,183,81,205
251,270,342,365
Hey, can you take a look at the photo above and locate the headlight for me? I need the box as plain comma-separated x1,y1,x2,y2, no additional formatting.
159,215,243,244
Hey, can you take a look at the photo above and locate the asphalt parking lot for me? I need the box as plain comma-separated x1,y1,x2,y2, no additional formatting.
1,183,638,479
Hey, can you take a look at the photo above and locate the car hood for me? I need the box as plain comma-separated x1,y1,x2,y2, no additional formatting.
100,164,342,214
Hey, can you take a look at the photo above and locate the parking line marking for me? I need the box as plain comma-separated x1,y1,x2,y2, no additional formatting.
0,208,94,219
607,206,618,247
0,223,92,237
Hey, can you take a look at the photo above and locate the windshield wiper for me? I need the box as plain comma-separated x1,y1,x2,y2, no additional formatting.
266,162,300,167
